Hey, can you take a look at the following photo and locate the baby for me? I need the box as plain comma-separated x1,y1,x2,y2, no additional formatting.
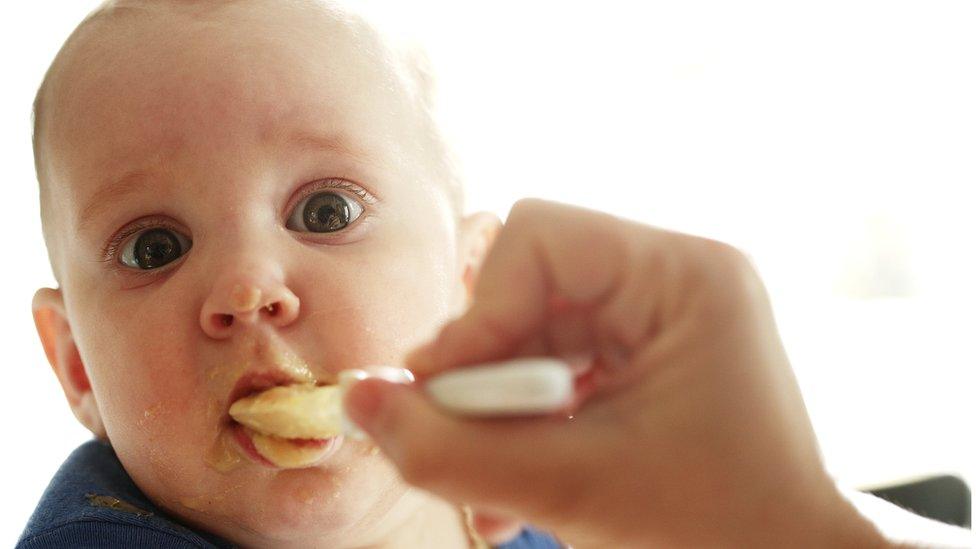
22,0,552,547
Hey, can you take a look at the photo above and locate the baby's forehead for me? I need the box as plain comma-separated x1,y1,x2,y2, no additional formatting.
42,0,426,191
51,0,406,126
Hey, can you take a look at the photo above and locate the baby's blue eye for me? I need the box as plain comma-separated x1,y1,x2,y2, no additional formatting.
287,191,363,233
120,228,191,270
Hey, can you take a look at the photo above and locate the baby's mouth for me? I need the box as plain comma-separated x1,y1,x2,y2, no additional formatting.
225,373,344,469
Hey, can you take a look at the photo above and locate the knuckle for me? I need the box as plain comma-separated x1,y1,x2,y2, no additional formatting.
510,197,549,216
695,238,758,287
648,233,765,317
691,238,768,314
721,244,753,273
506,198,546,227
498,199,548,242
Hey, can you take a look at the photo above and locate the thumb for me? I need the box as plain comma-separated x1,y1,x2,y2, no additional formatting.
343,377,596,521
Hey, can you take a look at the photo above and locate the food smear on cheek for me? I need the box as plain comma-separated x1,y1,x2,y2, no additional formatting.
205,431,243,473
138,402,165,430
131,401,176,475
205,353,245,474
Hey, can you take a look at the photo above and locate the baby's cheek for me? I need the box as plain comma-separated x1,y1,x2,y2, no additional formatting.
82,294,200,424
343,252,456,358
92,337,212,480
118,345,206,432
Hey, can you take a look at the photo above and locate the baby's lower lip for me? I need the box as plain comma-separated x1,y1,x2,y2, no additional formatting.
229,423,340,469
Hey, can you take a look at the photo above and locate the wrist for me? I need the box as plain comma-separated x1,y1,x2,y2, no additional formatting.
821,486,892,549
740,477,891,549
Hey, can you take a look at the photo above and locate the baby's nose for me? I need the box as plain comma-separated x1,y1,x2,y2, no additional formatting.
200,275,300,339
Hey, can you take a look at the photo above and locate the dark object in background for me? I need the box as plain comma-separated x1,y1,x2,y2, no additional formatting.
866,475,971,529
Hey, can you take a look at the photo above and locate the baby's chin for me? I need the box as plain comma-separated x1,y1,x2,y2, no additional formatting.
140,440,417,546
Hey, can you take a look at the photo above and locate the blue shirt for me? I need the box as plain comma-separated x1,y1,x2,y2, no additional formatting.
18,440,562,548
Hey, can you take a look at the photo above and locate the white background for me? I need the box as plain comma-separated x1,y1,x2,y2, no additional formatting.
2,1,974,544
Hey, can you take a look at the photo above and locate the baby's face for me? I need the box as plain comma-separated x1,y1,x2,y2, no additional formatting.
39,1,467,545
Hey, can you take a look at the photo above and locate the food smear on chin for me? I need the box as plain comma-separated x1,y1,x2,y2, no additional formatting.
205,431,243,473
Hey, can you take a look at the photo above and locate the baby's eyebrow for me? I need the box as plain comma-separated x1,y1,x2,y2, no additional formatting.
285,129,373,165
77,170,152,233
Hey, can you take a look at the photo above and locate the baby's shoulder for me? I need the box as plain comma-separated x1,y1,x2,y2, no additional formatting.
17,440,229,548
18,520,206,549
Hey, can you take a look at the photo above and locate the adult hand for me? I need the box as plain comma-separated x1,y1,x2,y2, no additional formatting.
345,199,883,548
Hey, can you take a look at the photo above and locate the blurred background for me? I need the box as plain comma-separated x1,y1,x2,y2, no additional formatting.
2,0,973,544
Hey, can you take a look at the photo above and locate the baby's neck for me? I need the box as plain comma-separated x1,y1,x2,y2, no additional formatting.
185,488,473,549
378,494,473,549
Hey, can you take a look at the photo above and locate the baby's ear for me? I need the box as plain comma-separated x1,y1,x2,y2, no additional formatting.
457,211,502,301
32,288,106,438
